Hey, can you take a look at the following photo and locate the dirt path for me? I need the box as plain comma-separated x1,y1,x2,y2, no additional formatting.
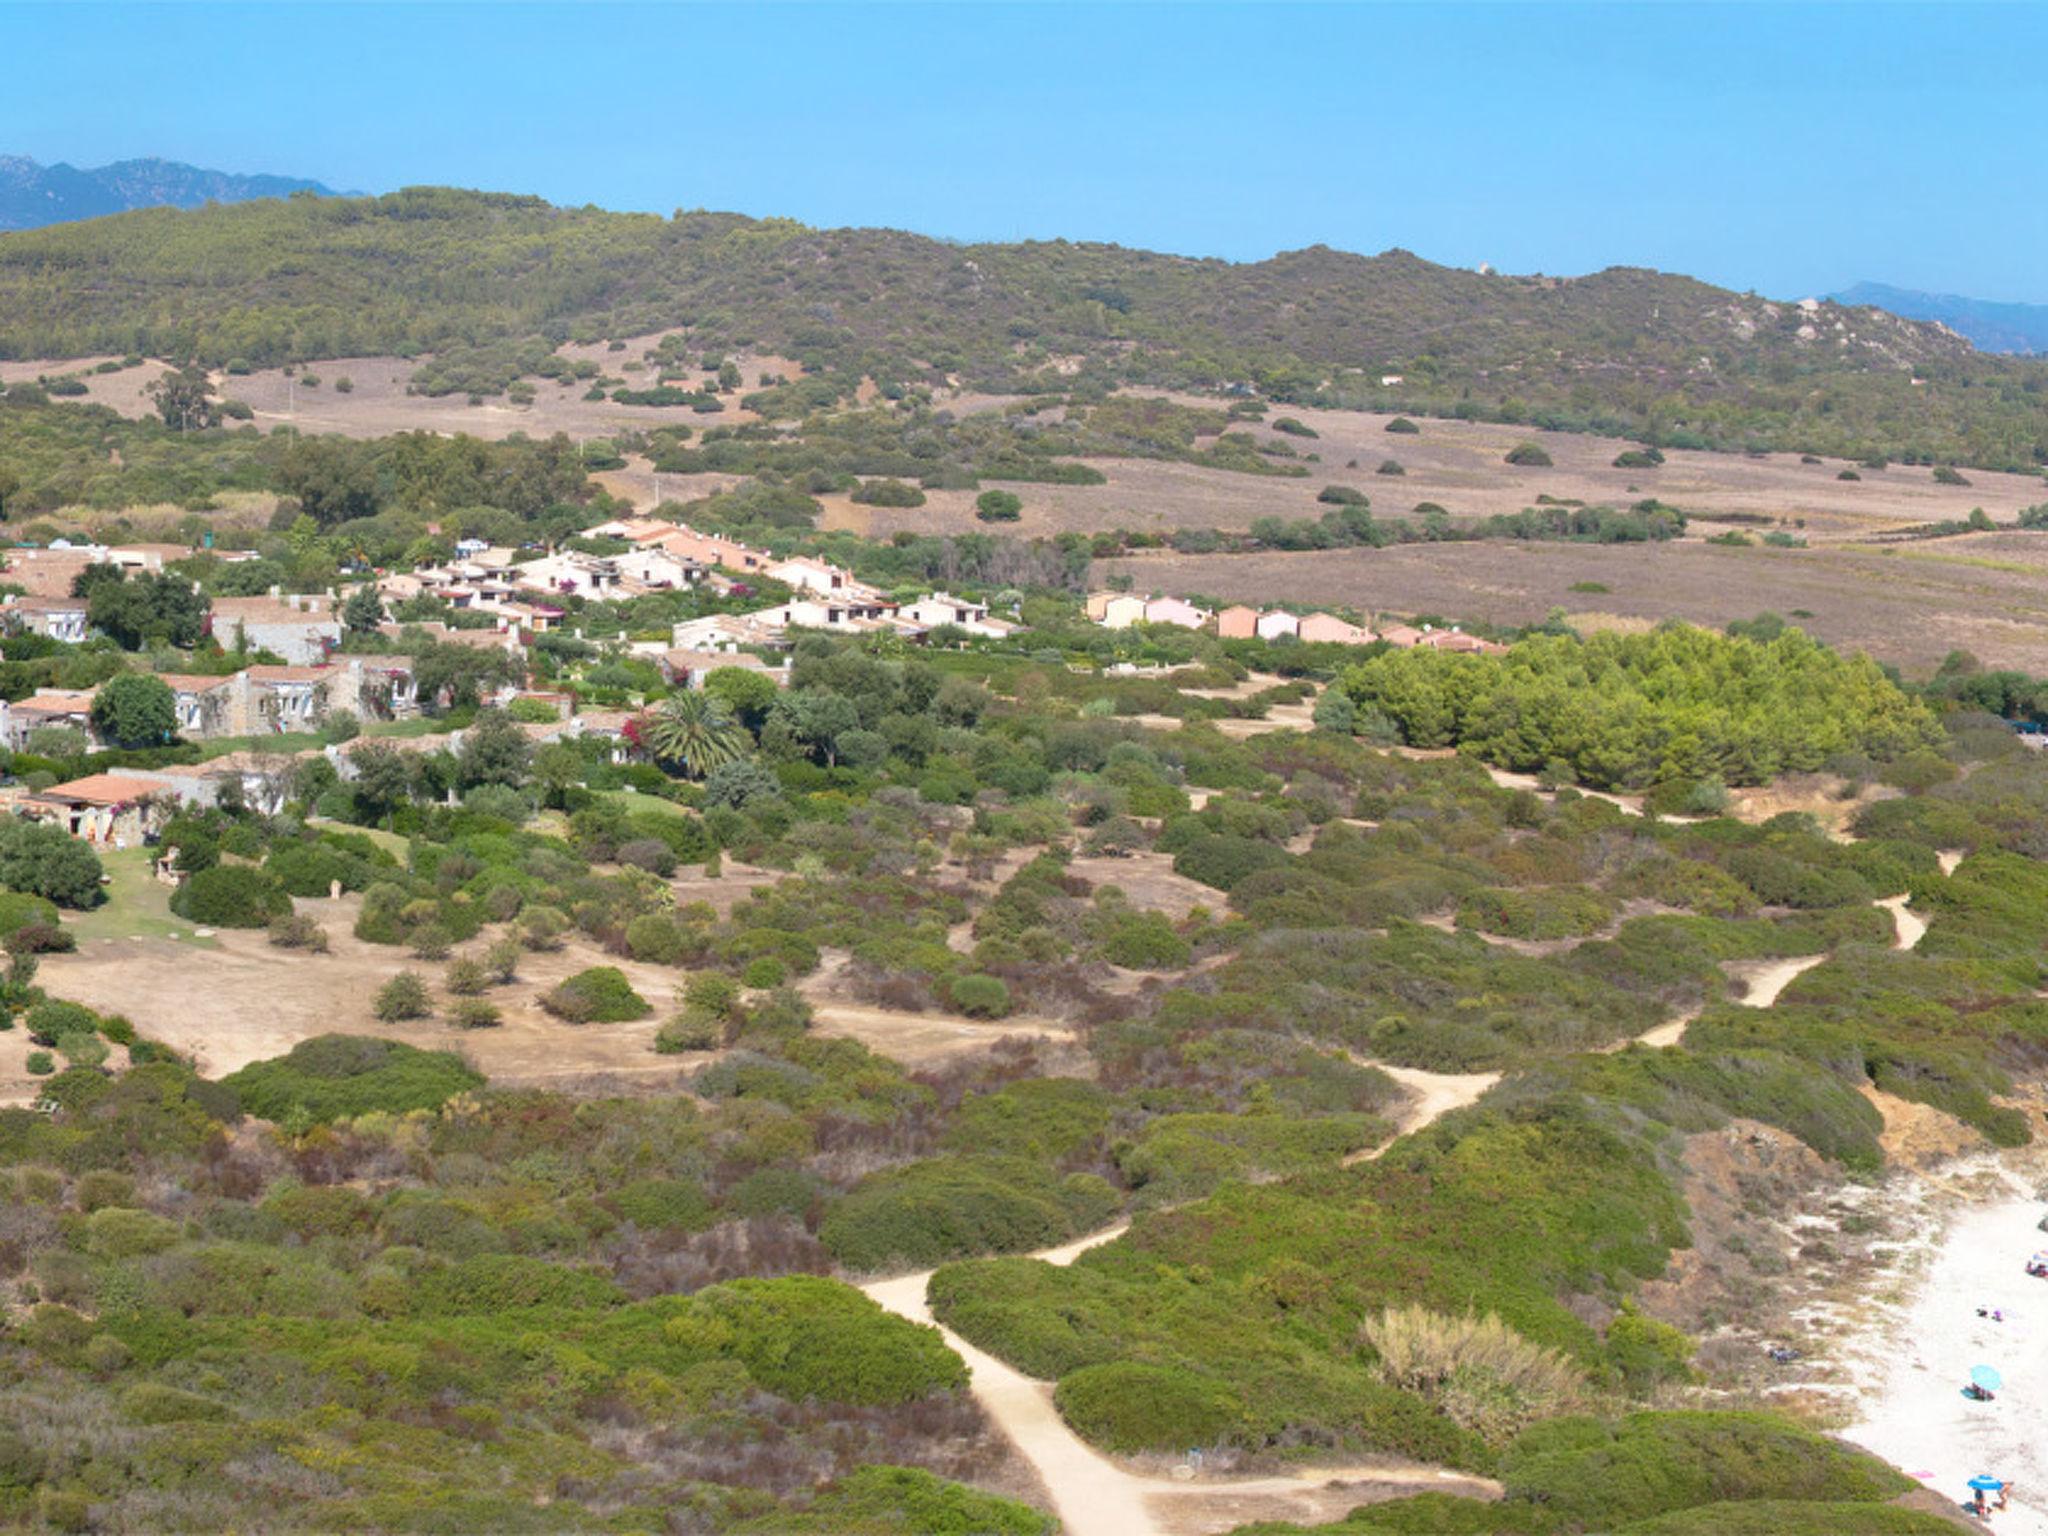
1938,849,1966,877
861,1054,1504,1536
1726,953,1830,1009
1876,893,1930,952
1339,1057,1500,1166
1373,1062,1502,1137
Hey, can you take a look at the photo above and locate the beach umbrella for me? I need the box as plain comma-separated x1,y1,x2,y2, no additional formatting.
1969,1475,2006,1492
1971,1365,2004,1391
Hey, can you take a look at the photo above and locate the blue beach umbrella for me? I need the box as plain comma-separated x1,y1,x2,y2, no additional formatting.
1971,1365,2004,1391
1969,1475,2006,1492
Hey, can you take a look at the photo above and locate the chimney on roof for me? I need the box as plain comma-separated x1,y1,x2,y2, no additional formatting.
269,584,282,599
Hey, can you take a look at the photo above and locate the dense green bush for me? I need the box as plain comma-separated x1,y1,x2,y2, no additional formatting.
821,1156,1114,1271
679,1276,967,1404
0,817,104,907
1458,886,1617,940
542,965,653,1023
947,973,1011,1017
736,1465,1053,1535
1501,1411,1910,1527
1055,1361,1246,1452
850,477,927,507
1340,627,1939,789
170,866,291,928
223,1035,482,1123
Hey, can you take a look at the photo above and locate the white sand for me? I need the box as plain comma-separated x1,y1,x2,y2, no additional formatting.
1844,1188,2048,1533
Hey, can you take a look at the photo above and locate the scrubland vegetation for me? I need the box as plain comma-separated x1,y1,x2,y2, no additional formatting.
0,478,2038,1530
6,189,2048,469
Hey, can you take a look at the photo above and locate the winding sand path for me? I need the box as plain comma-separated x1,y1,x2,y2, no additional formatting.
1727,952,1830,1009
860,1058,1504,1536
1877,893,1930,952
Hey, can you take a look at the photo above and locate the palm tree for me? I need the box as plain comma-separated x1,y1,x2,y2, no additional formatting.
640,690,748,779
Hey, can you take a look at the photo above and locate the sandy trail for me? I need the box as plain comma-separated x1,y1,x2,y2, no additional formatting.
1877,893,1930,951
1727,952,1829,1009
1844,1184,2048,1535
1626,1009,1698,1051
1939,849,1967,877
861,1055,1504,1536
1373,1061,1502,1136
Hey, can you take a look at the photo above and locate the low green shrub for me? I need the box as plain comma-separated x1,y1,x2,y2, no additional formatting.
224,1035,483,1123
1055,1361,1245,1453
542,966,652,1023
170,866,291,928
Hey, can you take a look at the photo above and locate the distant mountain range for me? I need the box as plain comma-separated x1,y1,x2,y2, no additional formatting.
1831,281,2048,355
0,155,338,231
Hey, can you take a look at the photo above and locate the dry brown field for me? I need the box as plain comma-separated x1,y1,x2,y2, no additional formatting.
1100,533,2048,676
825,394,2047,543
0,336,808,444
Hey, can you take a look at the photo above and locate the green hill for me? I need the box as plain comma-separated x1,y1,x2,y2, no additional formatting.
3,186,2047,466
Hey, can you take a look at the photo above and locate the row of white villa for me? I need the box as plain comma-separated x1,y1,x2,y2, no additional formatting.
1085,591,1505,653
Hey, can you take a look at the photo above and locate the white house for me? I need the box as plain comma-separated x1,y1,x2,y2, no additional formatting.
1142,596,1209,629
1096,594,1150,629
668,614,783,654
1254,610,1301,641
897,592,1013,638
764,556,855,595
211,593,342,665
5,596,90,644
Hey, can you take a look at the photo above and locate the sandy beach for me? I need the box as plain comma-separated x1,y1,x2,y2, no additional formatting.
1844,1182,2048,1533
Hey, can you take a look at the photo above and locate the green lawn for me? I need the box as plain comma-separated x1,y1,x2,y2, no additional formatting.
194,731,324,761
63,846,218,947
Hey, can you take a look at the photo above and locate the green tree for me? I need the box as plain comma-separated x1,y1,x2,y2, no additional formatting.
341,585,385,633
0,819,104,908
89,674,177,749
642,691,748,779
702,666,778,732
277,436,378,526
347,741,415,824
975,489,1023,522
455,708,532,790
146,365,219,432
84,572,209,650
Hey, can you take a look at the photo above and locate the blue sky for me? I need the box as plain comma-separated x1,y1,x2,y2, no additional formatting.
7,2,2046,302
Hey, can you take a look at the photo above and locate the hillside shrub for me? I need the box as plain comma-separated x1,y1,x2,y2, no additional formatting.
758,1466,1051,1536
543,966,652,1023
170,866,291,929
680,1275,967,1405
0,819,105,908
1386,417,1420,434
850,477,927,507
450,998,501,1030
373,972,432,1022
1505,442,1554,467
1501,1411,1910,1527
947,973,1010,1018
820,1156,1113,1271
224,1034,482,1122
1054,1362,1245,1453
266,913,329,952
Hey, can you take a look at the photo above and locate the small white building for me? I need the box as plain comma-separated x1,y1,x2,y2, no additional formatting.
1254,610,1301,641
1142,596,1209,630
897,592,1012,638
1096,594,1149,629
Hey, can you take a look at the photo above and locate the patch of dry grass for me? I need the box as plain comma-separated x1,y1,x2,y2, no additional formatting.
1360,1305,1592,1445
